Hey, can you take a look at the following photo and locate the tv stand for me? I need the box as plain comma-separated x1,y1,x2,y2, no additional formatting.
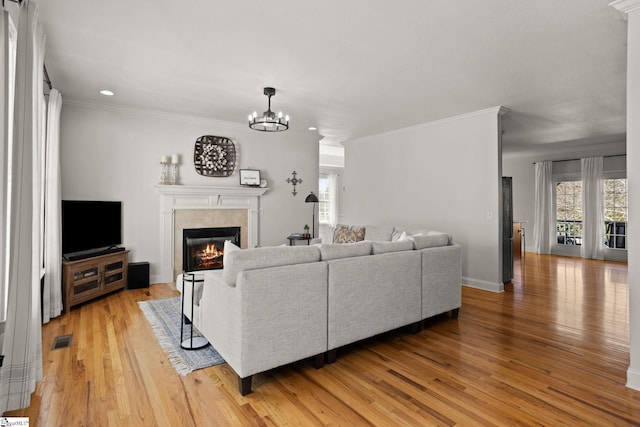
62,250,129,313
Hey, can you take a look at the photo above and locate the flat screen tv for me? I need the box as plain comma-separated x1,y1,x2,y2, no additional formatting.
62,200,122,256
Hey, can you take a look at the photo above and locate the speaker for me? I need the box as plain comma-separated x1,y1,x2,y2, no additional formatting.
127,262,149,289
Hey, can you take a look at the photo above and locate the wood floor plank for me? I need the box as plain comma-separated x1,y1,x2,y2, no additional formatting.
4,253,640,426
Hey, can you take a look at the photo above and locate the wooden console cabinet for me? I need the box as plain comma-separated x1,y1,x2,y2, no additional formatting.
62,250,129,313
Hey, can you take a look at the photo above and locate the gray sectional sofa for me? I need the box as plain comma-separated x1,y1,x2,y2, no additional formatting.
178,225,462,395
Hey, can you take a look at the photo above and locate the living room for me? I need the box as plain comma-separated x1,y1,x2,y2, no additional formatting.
1,0,640,424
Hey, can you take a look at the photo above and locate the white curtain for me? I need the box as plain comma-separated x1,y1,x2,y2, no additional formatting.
532,161,554,254
0,8,17,325
581,157,604,260
42,88,63,323
0,0,44,412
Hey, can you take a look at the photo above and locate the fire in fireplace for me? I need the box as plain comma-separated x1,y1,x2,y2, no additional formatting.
183,227,240,272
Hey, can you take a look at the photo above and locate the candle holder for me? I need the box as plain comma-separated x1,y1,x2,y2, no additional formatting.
170,163,179,185
160,161,169,185
170,154,180,185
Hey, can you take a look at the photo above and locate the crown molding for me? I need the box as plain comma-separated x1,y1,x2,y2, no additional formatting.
610,0,640,18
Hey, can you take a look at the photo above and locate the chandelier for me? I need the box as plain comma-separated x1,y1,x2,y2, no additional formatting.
248,87,289,132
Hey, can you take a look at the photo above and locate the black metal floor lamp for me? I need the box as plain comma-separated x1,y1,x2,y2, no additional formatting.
305,192,319,238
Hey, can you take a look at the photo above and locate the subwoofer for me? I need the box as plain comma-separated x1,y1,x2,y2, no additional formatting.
127,262,149,289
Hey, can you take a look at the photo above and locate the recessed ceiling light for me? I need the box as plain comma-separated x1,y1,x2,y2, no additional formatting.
99,90,114,96
308,127,317,131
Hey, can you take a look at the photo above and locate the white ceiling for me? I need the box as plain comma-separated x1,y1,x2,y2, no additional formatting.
36,0,628,155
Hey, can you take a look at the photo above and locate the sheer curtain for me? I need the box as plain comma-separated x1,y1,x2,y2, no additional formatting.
42,88,63,323
0,0,44,412
581,157,604,260
532,161,554,254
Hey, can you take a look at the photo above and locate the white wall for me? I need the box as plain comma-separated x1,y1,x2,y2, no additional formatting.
60,102,319,283
343,107,506,292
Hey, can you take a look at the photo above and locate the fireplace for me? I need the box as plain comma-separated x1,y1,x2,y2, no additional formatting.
183,227,241,272
157,185,266,283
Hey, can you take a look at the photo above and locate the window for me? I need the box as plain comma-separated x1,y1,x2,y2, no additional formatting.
556,181,582,246
318,173,338,225
604,178,627,249
318,175,331,224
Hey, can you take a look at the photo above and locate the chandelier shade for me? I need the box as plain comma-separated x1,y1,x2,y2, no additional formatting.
248,87,289,132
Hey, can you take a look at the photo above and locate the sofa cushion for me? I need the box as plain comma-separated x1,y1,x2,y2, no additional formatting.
371,240,415,254
319,241,372,260
427,230,453,245
223,245,321,285
333,225,365,243
364,225,394,242
410,233,450,249
224,239,242,254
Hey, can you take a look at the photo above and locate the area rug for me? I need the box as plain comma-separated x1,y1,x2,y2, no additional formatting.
138,297,225,375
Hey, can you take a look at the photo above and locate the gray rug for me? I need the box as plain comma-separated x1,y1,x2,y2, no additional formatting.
138,297,225,375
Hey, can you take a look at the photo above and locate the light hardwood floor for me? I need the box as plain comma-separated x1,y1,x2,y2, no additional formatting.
5,254,640,426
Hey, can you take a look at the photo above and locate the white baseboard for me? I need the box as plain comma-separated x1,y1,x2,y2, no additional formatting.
462,277,504,293
627,367,640,391
150,274,164,285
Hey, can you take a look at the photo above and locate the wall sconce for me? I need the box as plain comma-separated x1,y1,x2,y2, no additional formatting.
285,171,302,196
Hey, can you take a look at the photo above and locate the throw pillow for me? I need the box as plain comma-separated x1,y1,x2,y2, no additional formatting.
334,225,365,244
391,227,404,241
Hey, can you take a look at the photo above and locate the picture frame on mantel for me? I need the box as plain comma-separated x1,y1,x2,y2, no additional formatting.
239,169,261,186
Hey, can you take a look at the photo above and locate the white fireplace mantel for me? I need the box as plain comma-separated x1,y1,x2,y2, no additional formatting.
156,184,268,198
156,185,268,283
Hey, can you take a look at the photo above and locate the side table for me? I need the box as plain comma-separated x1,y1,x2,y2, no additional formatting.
287,234,312,246
180,272,208,350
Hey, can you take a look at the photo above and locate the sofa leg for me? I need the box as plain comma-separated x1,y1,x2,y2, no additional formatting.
183,314,191,325
326,349,337,364
408,321,421,334
451,308,460,319
312,353,324,369
238,375,252,396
